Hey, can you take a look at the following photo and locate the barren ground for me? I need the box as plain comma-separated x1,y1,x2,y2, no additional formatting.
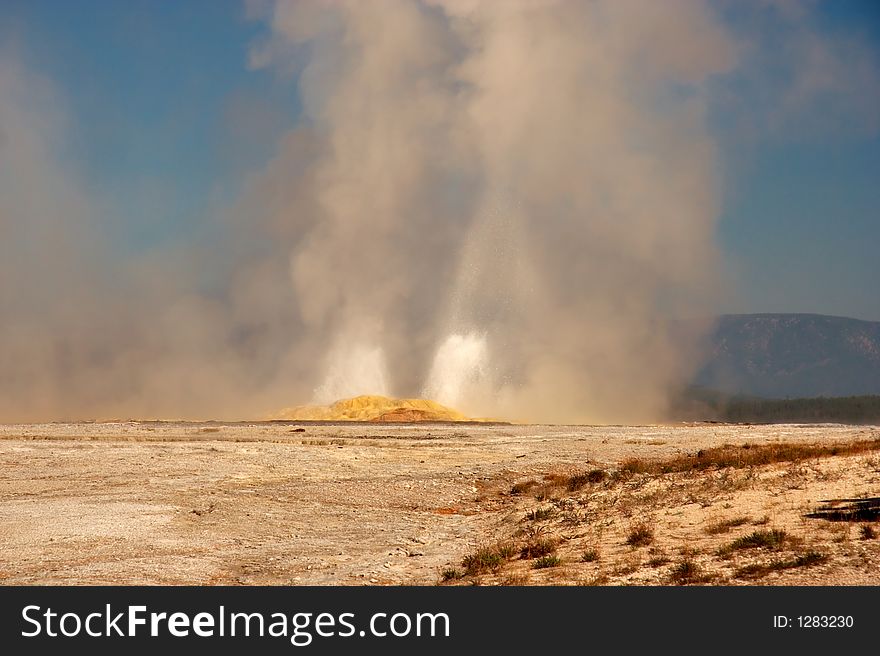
1,421,878,585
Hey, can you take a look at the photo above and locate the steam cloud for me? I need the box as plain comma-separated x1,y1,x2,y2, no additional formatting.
247,0,736,422
2,1,875,422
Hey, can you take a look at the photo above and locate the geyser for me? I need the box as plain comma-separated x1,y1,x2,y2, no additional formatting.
422,332,489,412
280,0,734,423
0,0,748,423
313,341,391,404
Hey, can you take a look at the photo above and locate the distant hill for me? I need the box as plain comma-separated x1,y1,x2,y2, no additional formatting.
694,313,880,398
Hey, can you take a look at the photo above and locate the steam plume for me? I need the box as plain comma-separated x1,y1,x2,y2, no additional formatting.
248,0,736,422
7,1,870,422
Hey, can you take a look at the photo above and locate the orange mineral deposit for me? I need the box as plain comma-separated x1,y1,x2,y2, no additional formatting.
270,395,473,422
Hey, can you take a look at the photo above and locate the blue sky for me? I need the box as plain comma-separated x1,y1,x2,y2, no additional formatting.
2,0,298,248
3,0,879,320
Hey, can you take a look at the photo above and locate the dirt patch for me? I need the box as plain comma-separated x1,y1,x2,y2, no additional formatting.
0,421,877,585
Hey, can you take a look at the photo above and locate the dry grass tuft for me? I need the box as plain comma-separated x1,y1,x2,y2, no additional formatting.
520,537,558,560
581,548,600,563
566,469,607,491
580,573,610,586
461,541,518,576
619,438,880,476
669,559,708,585
729,528,788,550
525,507,556,522
626,523,654,548
705,516,752,535
718,529,789,558
734,551,829,580
510,480,538,495
532,555,562,569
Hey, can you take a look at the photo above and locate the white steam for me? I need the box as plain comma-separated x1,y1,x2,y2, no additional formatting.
422,332,489,411
4,2,875,422
252,0,737,422
314,341,391,404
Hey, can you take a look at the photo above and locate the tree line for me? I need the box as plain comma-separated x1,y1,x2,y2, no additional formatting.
672,389,880,425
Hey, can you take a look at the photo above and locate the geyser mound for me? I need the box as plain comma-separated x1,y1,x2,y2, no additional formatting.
270,395,473,422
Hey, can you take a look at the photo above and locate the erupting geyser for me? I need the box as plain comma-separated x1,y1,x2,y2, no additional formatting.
422,332,490,411
266,0,733,424
0,0,741,423
313,342,391,404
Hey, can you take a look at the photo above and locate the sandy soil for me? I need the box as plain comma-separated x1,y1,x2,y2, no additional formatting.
0,421,878,585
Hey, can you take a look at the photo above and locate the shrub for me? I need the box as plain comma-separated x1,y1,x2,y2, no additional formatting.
734,551,829,580
526,507,556,521
669,560,703,585
705,517,751,535
510,480,538,495
626,523,654,548
728,529,787,551
461,542,517,576
581,548,600,563
520,538,558,560
533,555,562,569
567,469,607,491
620,439,880,476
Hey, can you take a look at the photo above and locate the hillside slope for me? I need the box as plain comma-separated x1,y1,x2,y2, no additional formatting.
694,313,880,398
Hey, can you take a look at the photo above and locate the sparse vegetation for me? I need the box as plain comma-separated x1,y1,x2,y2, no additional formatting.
461,548,503,576
530,473,571,501
440,567,462,581
494,542,518,559
794,551,830,567
526,507,556,521
581,548,600,563
457,434,870,585
619,438,880,476
731,529,788,550
510,480,538,495
520,537,558,560
612,556,641,576
566,469,607,491
669,559,704,585
734,551,829,580
719,529,788,557
580,573,610,586
827,523,851,543
533,555,562,569
705,516,751,535
626,523,654,548
461,542,517,576
859,525,876,540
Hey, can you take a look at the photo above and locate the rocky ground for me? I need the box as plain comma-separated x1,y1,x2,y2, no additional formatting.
0,421,877,585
